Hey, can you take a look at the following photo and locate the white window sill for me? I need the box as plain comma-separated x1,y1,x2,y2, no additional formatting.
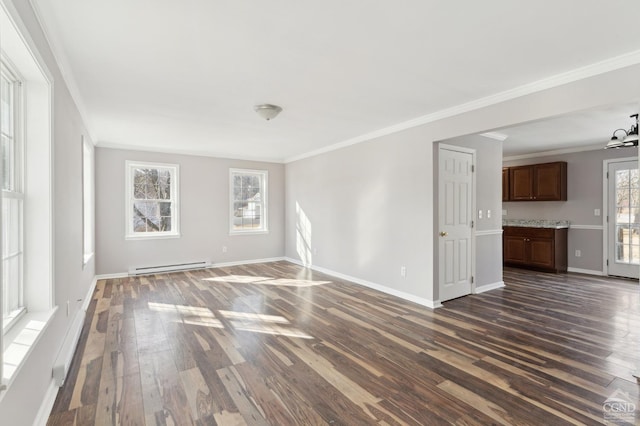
2,307,57,395
229,230,269,236
125,232,181,241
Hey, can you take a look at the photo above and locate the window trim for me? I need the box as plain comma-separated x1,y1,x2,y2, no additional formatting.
125,160,180,240
81,136,94,266
1,61,25,334
0,0,55,395
229,168,269,235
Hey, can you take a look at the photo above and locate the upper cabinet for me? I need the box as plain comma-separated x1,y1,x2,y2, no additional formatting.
502,168,510,201
504,161,567,201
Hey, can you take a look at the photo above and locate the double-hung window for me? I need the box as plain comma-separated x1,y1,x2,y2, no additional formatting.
230,169,268,234
1,64,24,331
126,161,179,239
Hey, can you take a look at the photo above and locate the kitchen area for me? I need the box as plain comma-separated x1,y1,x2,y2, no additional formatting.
502,161,569,273
502,148,639,279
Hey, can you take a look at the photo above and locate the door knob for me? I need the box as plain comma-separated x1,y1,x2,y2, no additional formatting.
440,231,448,237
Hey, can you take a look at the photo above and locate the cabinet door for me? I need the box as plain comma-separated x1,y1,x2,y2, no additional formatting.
528,238,554,269
502,168,510,201
534,162,567,201
509,166,533,200
504,236,527,264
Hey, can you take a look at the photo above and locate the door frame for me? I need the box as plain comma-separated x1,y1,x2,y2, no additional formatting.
437,143,476,301
602,156,639,277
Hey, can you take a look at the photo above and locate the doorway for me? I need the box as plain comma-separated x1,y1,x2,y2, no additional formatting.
605,158,640,279
438,144,475,302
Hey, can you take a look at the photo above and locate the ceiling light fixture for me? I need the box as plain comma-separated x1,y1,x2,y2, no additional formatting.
605,114,639,149
254,104,283,121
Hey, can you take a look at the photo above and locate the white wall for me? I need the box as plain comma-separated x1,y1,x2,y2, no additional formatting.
0,0,95,424
504,147,635,273
285,63,640,305
95,148,285,275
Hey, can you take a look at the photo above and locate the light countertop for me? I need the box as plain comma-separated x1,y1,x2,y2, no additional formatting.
502,219,570,229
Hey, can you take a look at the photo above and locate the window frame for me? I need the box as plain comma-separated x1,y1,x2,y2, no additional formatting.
81,135,94,266
125,160,180,240
1,61,25,333
229,168,269,235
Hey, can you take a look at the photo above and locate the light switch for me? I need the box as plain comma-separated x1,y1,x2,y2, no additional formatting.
478,210,483,219
594,209,601,217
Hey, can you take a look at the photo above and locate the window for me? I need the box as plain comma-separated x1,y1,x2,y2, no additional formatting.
230,169,268,234
1,63,24,331
82,136,94,265
126,161,179,239
1,3,54,393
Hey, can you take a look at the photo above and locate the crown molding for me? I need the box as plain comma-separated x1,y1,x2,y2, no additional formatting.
480,132,509,141
286,49,640,163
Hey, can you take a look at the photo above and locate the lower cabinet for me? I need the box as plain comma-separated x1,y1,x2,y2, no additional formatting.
503,226,568,273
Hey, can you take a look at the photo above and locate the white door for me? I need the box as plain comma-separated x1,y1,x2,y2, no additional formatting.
438,145,474,302
607,159,640,279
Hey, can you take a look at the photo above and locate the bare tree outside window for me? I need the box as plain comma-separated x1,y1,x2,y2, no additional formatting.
126,162,179,238
615,168,640,264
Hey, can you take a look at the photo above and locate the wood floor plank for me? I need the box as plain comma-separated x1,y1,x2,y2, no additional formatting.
49,262,640,425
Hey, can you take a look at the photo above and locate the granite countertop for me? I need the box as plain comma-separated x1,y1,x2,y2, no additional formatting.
502,219,570,229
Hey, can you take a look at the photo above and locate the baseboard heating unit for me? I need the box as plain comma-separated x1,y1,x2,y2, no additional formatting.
53,309,86,386
128,260,212,276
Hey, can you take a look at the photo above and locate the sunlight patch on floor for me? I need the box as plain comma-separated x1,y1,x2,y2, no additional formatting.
202,275,331,287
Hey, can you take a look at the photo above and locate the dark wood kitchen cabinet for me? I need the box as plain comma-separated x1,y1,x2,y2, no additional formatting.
503,226,567,272
502,168,510,201
507,161,567,201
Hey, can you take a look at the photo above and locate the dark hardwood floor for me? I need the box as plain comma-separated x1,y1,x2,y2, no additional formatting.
47,262,640,425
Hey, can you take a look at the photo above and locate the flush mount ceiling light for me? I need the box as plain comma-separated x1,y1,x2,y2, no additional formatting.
605,113,639,149
254,104,283,121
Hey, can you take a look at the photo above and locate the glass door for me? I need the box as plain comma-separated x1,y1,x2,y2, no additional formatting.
608,159,640,279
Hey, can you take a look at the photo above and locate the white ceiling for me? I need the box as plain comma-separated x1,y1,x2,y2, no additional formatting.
497,102,640,158
31,0,640,162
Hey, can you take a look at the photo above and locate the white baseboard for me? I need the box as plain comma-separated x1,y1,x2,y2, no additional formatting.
210,257,285,269
567,267,604,276
95,272,128,280
82,276,98,312
474,281,505,294
33,379,58,426
96,257,287,280
284,257,441,309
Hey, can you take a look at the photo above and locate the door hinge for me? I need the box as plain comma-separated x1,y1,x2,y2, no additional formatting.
606,171,609,179
471,165,475,172
471,276,474,284
606,215,609,223
471,220,474,228
606,259,609,266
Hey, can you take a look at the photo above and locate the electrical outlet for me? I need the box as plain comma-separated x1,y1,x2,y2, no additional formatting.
222,246,227,253
502,209,507,216
478,210,483,219
575,250,581,257
487,210,491,218
400,266,406,277
594,209,601,217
